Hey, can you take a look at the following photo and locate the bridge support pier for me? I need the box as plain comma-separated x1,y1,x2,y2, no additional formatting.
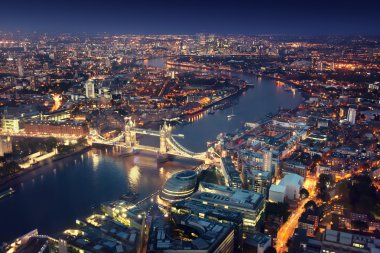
121,147,140,157
157,153,173,163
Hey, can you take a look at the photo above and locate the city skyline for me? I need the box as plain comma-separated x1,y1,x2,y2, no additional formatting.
1,0,380,35
1,2,380,253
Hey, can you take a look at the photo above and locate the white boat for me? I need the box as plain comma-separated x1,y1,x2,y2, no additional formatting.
0,187,15,200
227,109,236,120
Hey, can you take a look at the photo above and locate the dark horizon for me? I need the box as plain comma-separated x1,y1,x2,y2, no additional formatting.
1,0,380,35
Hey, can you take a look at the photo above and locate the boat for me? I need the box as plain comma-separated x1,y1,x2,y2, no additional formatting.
0,187,15,200
246,83,255,87
227,109,236,120
208,111,215,115
227,114,236,120
163,117,181,122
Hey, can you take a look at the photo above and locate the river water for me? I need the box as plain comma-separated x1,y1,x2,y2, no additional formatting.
145,58,304,152
0,58,303,242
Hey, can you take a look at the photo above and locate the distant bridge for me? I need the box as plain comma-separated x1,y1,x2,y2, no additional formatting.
90,117,207,161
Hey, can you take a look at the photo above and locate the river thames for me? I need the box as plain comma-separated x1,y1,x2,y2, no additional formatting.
0,58,303,242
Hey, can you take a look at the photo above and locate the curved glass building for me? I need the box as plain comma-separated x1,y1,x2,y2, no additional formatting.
159,170,198,204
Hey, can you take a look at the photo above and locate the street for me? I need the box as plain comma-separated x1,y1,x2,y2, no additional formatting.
275,175,317,253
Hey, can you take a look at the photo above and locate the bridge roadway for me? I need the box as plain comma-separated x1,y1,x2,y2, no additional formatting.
133,128,184,138
132,145,159,153
90,128,207,160
133,128,160,137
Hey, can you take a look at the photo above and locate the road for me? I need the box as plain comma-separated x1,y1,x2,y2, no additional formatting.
275,175,317,253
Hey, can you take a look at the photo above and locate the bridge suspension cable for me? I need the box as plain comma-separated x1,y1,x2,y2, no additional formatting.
166,136,206,159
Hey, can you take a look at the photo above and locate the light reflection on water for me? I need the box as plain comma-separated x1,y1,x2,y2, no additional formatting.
128,165,141,188
0,148,198,242
91,154,100,170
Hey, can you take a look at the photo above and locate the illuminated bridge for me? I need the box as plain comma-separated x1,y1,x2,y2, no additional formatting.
90,117,207,161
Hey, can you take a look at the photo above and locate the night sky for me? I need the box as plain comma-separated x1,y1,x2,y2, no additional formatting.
0,0,379,35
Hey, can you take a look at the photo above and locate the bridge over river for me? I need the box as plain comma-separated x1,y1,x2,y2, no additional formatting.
90,117,208,161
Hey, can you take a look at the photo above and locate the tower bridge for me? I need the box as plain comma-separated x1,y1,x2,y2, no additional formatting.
90,117,207,161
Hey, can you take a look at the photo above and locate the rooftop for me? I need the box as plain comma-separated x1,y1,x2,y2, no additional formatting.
279,173,304,188
269,184,286,194
148,214,233,252
194,182,264,210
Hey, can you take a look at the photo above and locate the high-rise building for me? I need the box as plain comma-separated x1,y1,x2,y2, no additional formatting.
58,239,68,253
220,157,243,189
85,80,96,98
251,170,271,197
263,149,272,173
0,137,13,157
17,58,24,77
347,108,356,125
197,33,207,55
197,33,206,46
339,108,345,118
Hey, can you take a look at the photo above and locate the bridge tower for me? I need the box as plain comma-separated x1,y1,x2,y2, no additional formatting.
159,122,172,154
124,117,137,147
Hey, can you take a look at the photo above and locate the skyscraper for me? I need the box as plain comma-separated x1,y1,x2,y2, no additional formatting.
347,108,356,125
263,149,272,173
85,80,96,98
17,58,24,77
197,33,207,55
58,239,67,253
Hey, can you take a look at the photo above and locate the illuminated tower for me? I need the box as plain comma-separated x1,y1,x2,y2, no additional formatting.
17,58,24,77
85,80,96,98
263,149,272,173
197,33,206,55
124,117,137,147
160,122,171,154
347,108,356,125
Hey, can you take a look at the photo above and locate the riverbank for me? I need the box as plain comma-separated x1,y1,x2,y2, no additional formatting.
0,146,91,191
165,58,310,101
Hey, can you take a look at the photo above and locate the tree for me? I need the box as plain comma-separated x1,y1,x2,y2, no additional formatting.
317,174,334,202
44,137,58,151
265,202,291,222
318,174,334,188
304,200,318,211
300,188,309,199
0,161,21,178
335,175,378,214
